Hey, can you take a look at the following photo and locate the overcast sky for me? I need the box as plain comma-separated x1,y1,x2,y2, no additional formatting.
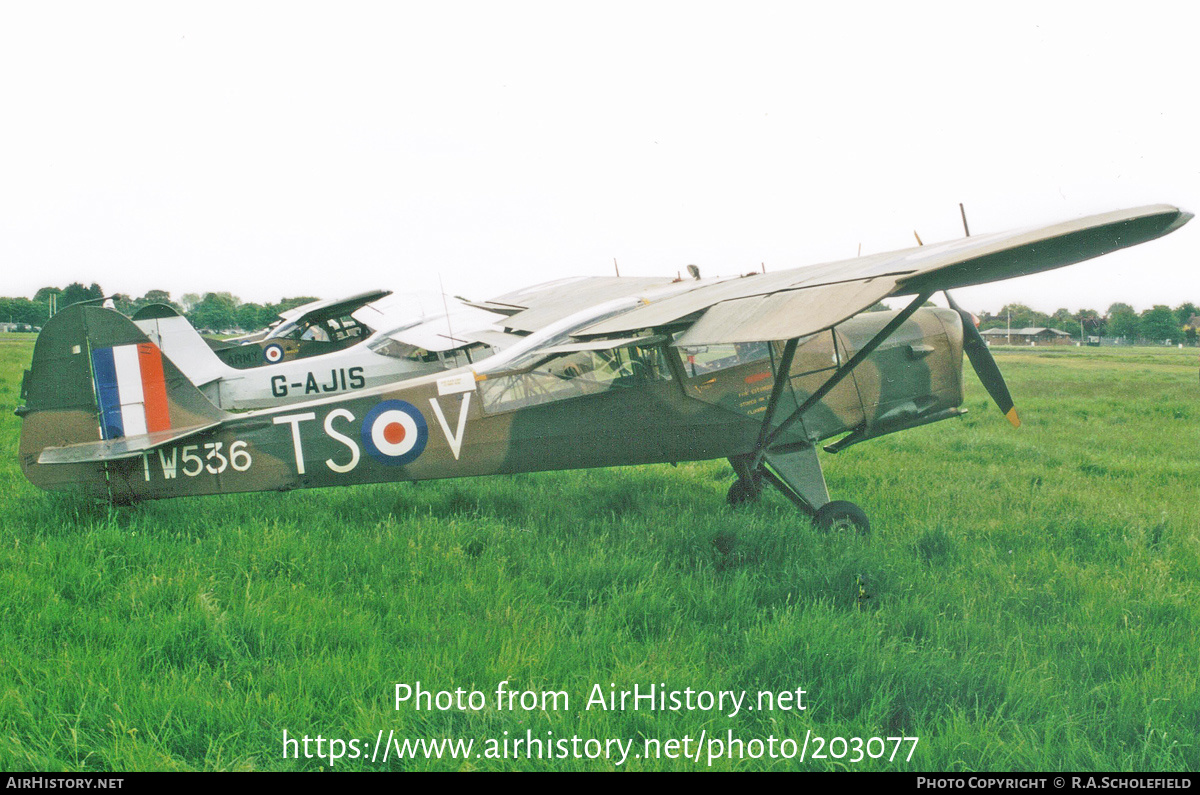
1,2,1196,315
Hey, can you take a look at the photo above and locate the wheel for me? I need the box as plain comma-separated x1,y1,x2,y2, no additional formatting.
726,478,761,507
813,500,870,533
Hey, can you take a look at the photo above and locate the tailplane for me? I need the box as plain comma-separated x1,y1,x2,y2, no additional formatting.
18,304,227,498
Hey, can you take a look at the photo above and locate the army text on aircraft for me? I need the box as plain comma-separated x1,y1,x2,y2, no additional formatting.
17,205,1191,531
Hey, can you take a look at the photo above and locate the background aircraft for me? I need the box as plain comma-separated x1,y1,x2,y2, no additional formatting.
18,205,1190,531
131,277,707,411
131,291,512,410
214,289,397,348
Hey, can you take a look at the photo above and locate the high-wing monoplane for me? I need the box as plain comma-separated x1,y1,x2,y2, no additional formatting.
131,291,514,410
18,205,1191,531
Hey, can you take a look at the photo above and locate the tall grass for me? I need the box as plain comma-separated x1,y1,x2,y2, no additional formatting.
0,336,1196,770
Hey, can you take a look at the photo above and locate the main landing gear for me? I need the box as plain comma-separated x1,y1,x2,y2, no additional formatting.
734,299,935,536
726,443,870,534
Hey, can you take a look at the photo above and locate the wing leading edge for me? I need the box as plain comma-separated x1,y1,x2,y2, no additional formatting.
576,204,1191,345
471,276,693,333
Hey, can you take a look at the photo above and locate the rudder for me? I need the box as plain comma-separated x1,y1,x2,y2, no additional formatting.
132,303,232,394
19,304,227,497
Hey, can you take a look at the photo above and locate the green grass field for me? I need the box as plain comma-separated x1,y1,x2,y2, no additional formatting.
0,334,1197,771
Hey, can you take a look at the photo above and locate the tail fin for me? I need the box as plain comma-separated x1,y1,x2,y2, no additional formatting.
132,303,233,395
19,304,227,496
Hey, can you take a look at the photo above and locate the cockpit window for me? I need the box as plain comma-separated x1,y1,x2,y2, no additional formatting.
480,344,671,413
676,341,770,378
477,304,639,376
473,295,679,412
369,336,491,370
277,314,370,348
368,337,436,362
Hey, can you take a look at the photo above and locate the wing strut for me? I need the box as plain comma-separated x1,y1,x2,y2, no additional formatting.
753,290,934,463
753,336,799,453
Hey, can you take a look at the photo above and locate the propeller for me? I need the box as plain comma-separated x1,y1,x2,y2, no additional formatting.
944,290,1020,428
915,205,1019,428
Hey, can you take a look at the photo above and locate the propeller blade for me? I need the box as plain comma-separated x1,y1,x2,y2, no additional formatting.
945,291,1020,428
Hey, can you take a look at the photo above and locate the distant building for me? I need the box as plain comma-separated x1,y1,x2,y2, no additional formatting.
980,327,1075,345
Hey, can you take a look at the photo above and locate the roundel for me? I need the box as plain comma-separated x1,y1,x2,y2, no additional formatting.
361,400,428,465
263,343,285,364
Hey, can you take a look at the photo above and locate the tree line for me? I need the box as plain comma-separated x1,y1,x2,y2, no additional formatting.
976,302,1199,344
0,284,317,333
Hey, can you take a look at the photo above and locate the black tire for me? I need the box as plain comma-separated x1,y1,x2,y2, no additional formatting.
813,500,870,534
726,479,761,507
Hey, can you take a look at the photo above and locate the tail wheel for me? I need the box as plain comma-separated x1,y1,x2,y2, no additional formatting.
813,500,870,534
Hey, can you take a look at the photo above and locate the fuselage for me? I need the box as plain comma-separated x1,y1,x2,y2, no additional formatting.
136,308,508,411
21,303,966,502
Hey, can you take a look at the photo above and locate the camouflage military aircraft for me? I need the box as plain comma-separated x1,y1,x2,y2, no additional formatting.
17,205,1191,531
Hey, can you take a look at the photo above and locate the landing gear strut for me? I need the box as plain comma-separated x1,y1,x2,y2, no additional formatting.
727,444,869,533
726,454,763,506
726,478,761,506
729,294,934,533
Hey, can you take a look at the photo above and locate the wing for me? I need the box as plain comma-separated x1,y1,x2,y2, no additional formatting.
466,275,694,332
575,204,1191,344
379,305,513,352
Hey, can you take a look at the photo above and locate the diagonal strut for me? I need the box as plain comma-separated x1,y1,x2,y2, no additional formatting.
755,290,933,458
